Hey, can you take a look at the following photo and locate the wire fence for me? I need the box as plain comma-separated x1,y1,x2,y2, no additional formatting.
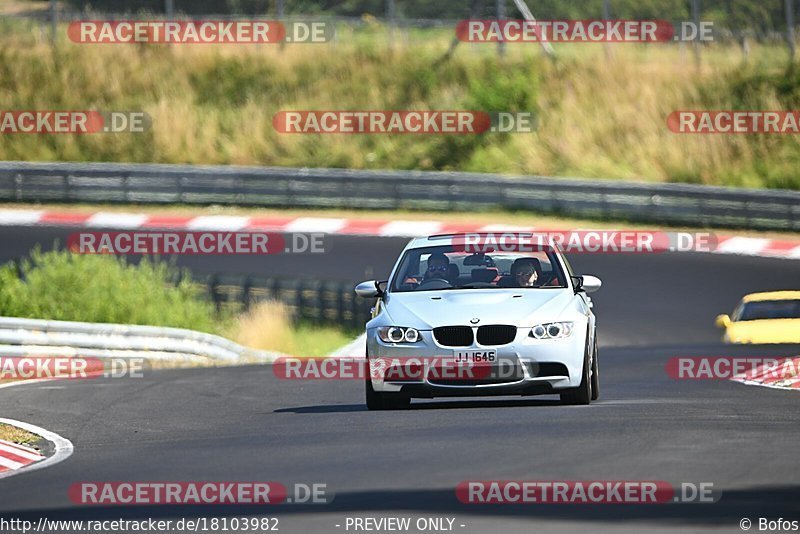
4,0,799,59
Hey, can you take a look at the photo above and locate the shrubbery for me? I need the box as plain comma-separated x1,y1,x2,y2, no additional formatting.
0,249,222,333
0,249,355,355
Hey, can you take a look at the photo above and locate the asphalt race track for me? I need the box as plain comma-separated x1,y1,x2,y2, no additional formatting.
1,226,799,533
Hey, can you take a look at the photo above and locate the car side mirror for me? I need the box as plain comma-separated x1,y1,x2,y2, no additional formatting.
573,275,602,293
715,314,731,329
355,280,386,298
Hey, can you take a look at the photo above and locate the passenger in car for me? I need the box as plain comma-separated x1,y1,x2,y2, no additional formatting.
498,258,542,287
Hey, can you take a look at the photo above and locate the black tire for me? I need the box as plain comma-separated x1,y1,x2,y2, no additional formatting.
560,335,593,406
365,378,410,410
590,338,600,401
365,344,410,410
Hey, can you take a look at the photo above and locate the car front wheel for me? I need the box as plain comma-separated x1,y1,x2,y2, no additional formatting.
590,339,600,401
560,335,595,406
365,377,411,410
365,343,411,410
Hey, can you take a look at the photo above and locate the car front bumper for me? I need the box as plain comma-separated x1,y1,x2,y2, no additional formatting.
366,326,588,397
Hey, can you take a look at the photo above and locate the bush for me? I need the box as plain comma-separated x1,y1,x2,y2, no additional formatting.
0,249,223,334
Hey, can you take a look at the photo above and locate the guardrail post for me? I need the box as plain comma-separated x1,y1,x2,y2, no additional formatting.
336,283,346,324
293,280,304,322
50,0,57,46
242,275,253,311
115,172,125,203
178,176,185,203
209,274,221,313
313,281,324,322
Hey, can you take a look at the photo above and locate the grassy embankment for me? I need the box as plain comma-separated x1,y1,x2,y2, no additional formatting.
0,249,352,359
0,20,798,188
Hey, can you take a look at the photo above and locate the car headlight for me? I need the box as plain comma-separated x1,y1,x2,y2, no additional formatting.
529,322,573,339
378,326,421,343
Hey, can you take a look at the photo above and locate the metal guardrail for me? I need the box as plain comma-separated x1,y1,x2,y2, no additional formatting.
0,161,797,231
0,315,282,364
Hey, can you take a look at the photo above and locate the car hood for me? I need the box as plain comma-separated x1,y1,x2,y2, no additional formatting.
382,289,576,329
726,319,800,344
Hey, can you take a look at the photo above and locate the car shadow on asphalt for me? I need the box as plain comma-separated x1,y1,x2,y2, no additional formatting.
274,397,563,413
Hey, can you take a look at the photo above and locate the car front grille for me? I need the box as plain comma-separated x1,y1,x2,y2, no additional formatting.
433,326,474,347
476,325,517,346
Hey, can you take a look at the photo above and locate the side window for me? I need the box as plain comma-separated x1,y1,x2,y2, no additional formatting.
391,252,418,291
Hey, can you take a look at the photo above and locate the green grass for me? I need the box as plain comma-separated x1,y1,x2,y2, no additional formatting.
0,247,224,333
0,248,356,357
294,323,360,357
0,23,798,188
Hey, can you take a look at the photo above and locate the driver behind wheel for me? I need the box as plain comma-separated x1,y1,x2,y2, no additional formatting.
402,252,451,288
423,252,450,280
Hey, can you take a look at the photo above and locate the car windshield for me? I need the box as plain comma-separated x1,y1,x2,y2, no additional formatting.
390,245,568,292
734,300,800,321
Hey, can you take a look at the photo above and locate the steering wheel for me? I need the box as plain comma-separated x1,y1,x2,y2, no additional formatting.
416,278,452,291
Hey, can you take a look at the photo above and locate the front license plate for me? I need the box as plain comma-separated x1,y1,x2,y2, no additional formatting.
453,350,496,363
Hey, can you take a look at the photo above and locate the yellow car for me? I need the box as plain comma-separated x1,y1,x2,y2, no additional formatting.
715,291,800,344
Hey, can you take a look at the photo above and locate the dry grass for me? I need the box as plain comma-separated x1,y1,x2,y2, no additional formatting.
230,300,298,355
0,24,797,188
229,300,355,356
0,0,52,16
0,422,40,446
229,300,351,357
229,301,357,357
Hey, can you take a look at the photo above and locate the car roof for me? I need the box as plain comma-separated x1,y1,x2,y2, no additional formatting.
741,290,800,302
406,233,559,250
